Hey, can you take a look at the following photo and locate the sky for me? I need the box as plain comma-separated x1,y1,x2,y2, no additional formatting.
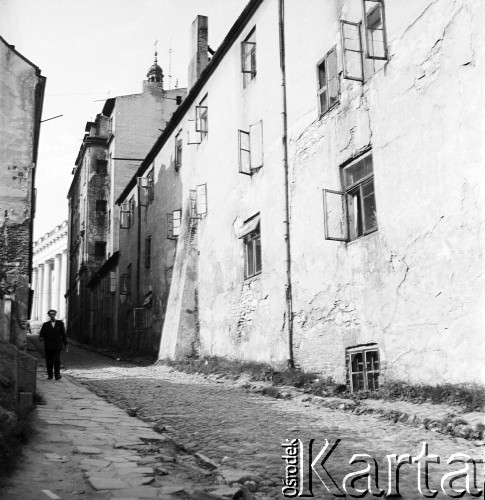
0,0,248,240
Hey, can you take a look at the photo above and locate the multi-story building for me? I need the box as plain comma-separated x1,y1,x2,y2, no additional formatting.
0,36,45,347
0,36,45,406
30,221,68,325
67,56,186,344
113,0,485,387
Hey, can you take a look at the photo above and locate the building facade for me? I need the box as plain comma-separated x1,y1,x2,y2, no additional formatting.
0,36,45,347
67,57,186,345
113,0,485,386
30,221,68,323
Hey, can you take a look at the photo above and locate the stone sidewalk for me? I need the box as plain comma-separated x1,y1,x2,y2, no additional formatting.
2,364,242,500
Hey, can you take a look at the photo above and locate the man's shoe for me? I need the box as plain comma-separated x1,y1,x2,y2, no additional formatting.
47,376,53,380
55,375,62,380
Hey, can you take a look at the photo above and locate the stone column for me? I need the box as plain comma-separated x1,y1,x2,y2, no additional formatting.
42,261,52,318
52,254,61,314
37,264,44,320
59,251,68,320
31,268,38,321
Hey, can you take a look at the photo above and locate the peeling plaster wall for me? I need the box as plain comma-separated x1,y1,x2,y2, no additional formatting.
0,38,45,347
286,0,485,384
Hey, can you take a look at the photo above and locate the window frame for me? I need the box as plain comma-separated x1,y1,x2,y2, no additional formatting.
195,95,208,139
241,28,256,87
95,199,107,215
362,0,389,61
94,241,106,258
242,215,262,279
145,236,151,268
348,346,380,392
316,46,340,117
341,151,377,241
175,131,183,171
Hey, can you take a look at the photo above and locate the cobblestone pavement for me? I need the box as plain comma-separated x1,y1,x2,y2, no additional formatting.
50,343,483,499
5,339,483,499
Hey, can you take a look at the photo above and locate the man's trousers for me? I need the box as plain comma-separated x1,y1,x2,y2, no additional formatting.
45,348,62,379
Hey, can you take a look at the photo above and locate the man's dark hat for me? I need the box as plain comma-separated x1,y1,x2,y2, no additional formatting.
47,309,57,315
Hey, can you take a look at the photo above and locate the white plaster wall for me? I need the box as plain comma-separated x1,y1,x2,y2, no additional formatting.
286,0,485,384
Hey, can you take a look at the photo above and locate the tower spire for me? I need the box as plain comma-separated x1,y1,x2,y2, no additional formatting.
146,39,163,85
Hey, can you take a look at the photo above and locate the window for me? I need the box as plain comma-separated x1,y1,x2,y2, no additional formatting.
95,200,107,214
108,116,113,137
175,131,183,171
120,265,131,295
167,209,182,239
317,46,339,116
195,95,208,139
323,151,377,242
94,241,106,258
134,308,147,329
109,271,117,293
146,169,154,203
238,121,263,175
96,159,108,175
241,29,256,87
239,214,261,279
348,346,380,391
120,196,135,228
362,0,388,60
340,21,364,82
145,236,151,268
139,170,154,206
189,184,208,220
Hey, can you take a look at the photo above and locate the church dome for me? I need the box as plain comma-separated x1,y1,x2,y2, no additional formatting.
147,53,163,83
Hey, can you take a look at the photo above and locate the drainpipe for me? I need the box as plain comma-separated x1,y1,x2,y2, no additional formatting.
278,0,294,369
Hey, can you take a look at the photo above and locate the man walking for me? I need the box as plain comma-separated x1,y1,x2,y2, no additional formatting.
39,309,68,380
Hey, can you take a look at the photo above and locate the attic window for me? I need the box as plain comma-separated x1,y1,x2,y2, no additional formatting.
241,29,256,87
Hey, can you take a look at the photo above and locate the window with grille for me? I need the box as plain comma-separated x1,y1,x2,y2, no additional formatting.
323,151,377,242
348,346,380,391
145,236,151,268
167,210,182,239
317,46,339,117
239,214,261,279
241,29,256,87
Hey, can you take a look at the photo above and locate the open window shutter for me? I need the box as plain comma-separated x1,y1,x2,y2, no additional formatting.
323,189,349,242
196,184,207,216
238,130,251,175
138,177,149,206
173,210,182,237
167,213,174,239
340,21,364,82
249,121,263,169
362,0,388,60
187,119,201,145
195,106,208,133
189,189,198,219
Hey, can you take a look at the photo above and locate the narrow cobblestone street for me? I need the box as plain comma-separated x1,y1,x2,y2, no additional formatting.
4,340,482,499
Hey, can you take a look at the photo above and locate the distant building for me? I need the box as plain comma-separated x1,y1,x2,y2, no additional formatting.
0,36,45,347
31,221,68,323
66,54,186,344
114,0,485,386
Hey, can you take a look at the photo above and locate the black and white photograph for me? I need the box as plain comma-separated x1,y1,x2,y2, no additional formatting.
0,0,484,498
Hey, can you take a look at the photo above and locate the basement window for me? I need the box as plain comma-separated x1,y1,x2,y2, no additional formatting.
241,29,256,87
167,209,182,239
348,346,380,391
239,214,261,279
323,151,377,242
238,121,263,175
317,46,339,117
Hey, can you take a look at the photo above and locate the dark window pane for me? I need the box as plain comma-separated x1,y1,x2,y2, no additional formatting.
367,372,379,391
246,238,254,277
352,373,365,391
255,235,262,273
351,352,364,373
318,62,327,90
319,90,328,115
366,350,379,371
328,76,339,107
343,155,373,187
362,179,377,232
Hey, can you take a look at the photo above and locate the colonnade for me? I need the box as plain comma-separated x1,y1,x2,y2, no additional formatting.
31,250,68,321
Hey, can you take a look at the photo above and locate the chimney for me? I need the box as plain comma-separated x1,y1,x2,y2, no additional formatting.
188,15,209,90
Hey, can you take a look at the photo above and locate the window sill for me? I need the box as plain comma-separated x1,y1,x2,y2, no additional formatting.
244,271,261,283
346,228,378,246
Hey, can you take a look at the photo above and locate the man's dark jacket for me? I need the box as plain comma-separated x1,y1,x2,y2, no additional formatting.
39,320,68,350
